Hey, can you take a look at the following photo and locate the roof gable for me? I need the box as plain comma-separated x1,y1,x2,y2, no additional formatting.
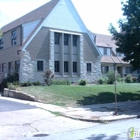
2,0,59,33
42,0,87,32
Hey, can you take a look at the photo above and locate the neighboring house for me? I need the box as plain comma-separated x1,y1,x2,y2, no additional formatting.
0,0,101,83
95,33,140,78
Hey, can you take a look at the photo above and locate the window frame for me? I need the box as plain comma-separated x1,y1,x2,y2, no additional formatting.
37,61,44,71
73,35,78,46
64,34,69,46
0,37,4,49
64,61,69,73
2,63,6,72
73,62,77,73
104,48,107,55
87,63,92,72
55,61,60,72
11,30,17,46
101,66,103,74
54,32,60,45
103,48,110,56
15,60,20,72
8,62,13,72
104,66,109,73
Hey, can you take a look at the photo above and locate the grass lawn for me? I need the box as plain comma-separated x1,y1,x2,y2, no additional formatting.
19,83,140,107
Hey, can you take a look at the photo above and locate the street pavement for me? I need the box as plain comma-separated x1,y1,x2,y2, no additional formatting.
0,97,100,140
0,96,140,140
27,118,140,140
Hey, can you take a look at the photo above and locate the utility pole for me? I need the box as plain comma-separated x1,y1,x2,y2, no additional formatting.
114,63,118,115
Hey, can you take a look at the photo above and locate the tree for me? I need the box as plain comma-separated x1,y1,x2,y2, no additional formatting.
42,70,54,86
109,0,140,70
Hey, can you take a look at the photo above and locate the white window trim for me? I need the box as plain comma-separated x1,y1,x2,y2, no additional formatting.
50,29,82,36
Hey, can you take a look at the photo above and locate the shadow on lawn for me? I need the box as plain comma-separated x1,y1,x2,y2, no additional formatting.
77,92,140,115
77,92,140,105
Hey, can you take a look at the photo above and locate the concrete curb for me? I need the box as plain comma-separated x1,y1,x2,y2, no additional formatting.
3,88,38,102
62,114,139,123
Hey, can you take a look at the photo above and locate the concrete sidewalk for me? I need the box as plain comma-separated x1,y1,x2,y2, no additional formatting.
63,101,140,122
1,96,140,123
22,99,140,123
34,100,140,123
31,101,140,123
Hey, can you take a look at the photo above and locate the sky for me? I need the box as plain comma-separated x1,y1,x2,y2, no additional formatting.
0,0,124,35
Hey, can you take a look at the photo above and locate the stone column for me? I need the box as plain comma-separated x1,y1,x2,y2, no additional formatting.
19,51,34,83
79,35,84,78
49,31,54,73
60,34,64,76
69,35,73,76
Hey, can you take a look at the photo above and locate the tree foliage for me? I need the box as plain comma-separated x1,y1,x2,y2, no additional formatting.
109,0,140,70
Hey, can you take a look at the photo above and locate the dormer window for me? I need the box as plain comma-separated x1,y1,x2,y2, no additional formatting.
11,30,17,46
98,47,111,56
0,37,4,49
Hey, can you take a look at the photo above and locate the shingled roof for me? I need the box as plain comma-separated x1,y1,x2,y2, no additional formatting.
2,0,59,33
95,33,117,48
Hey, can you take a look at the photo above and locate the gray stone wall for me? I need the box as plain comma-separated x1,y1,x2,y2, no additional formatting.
19,51,48,83
80,33,102,82
80,56,101,83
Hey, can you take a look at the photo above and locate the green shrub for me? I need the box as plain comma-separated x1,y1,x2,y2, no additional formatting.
7,83,17,90
98,78,104,84
13,81,20,86
98,77,108,84
0,72,19,92
79,80,86,86
125,74,132,83
118,77,124,83
52,79,71,85
106,70,121,84
132,77,137,83
32,81,41,86
20,81,32,87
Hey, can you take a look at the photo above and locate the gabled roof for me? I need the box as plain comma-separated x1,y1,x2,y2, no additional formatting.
2,0,59,33
94,33,129,64
101,56,114,63
95,33,117,48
